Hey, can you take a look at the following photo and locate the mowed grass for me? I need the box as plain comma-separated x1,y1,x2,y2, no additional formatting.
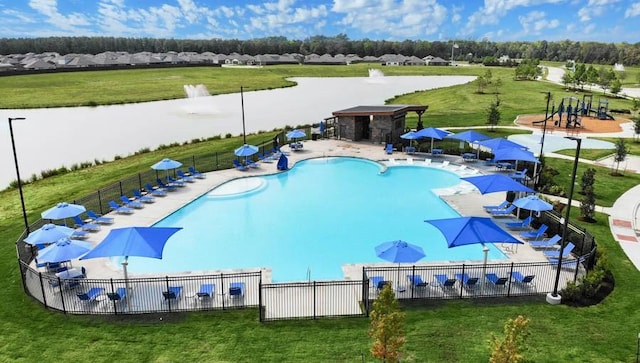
2,65,640,361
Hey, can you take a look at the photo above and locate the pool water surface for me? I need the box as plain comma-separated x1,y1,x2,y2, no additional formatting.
127,157,508,281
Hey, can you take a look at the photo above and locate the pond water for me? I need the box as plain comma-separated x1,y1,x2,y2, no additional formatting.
0,75,476,188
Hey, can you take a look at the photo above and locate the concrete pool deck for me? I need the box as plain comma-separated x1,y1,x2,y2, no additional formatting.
49,138,578,282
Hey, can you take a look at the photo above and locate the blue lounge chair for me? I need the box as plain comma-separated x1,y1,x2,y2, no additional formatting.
233,159,249,171
188,166,206,178
229,282,245,299
370,276,390,292
72,215,100,232
529,234,562,249
120,195,144,209
108,200,134,214
77,287,105,304
167,175,186,187
163,286,183,301
156,178,178,191
177,170,195,182
407,274,428,288
434,274,457,290
489,204,516,217
520,224,549,240
145,183,168,196
70,229,89,239
548,255,586,269
385,143,393,154
508,168,528,181
511,272,535,287
132,189,155,203
258,152,274,163
485,273,509,288
505,216,533,230
483,200,509,212
87,210,114,224
455,273,479,289
107,287,127,302
544,242,576,258
197,283,215,299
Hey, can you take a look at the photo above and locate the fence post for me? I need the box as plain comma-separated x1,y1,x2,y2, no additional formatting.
38,271,48,308
118,181,123,196
459,264,466,298
507,263,514,297
313,281,317,320
97,190,104,214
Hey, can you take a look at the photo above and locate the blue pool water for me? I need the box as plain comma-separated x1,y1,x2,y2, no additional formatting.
127,157,507,281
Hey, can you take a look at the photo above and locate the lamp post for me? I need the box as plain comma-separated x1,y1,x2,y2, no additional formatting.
547,136,581,304
8,117,29,233
240,86,247,144
535,92,552,190
451,43,459,65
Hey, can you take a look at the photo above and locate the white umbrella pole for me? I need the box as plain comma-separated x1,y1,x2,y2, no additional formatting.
481,245,489,295
122,256,131,311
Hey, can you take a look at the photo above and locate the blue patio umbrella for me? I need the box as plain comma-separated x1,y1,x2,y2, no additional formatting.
81,226,182,309
460,174,534,195
24,223,76,246
286,129,306,140
512,195,553,218
446,130,491,159
400,131,421,148
425,217,522,293
234,144,259,164
493,146,539,172
151,158,183,180
478,138,528,153
414,127,449,152
41,202,86,221
37,237,91,264
375,240,425,292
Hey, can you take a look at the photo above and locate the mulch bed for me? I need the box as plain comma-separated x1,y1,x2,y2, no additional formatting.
515,114,631,134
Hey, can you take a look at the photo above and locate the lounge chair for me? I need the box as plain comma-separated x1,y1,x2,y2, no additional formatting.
508,168,528,182
529,234,562,249
229,282,245,299
72,215,100,232
405,146,416,154
188,166,206,178
132,189,155,203
388,158,398,165
440,160,450,168
163,286,183,301
544,242,575,258
76,287,105,304
407,274,428,288
145,183,168,196
258,152,274,163
511,272,535,287
177,170,196,182
233,159,249,171
385,143,393,154
548,255,586,269
120,195,144,209
483,200,509,212
167,175,186,187
424,158,432,166
434,274,457,290
107,287,127,302
455,273,479,289
370,276,390,293
485,273,509,288
505,216,533,230
108,200,134,214
156,179,178,191
431,148,443,156
489,204,516,217
87,210,114,224
519,224,549,240
197,283,215,300
70,229,89,240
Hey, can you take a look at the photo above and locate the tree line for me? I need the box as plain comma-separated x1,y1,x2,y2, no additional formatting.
1,35,639,65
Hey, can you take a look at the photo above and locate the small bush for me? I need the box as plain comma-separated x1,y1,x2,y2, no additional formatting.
225,133,232,139
114,155,122,160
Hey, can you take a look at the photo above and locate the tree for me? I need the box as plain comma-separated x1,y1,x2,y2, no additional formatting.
609,79,622,95
633,117,640,142
476,75,488,93
487,97,501,131
489,315,530,363
561,72,573,89
613,138,628,175
369,283,405,362
580,168,596,222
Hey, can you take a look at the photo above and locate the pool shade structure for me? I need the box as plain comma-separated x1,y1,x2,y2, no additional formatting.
445,130,491,159
414,127,450,152
493,147,539,164
24,223,76,246
234,144,259,164
41,202,86,226
81,226,182,310
400,131,421,148
512,195,553,218
375,240,425,292
151,158,183,180
478,138,528,153
425,217,522,293
460,174,535,195
36,237,91,265
286,129,306,140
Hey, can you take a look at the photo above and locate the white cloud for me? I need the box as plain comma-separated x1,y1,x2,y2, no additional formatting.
519,10,559,35
577,0,621,22
625,2,640,17
28,0,91,31
462,0,563,36
331,0,448,39
244,0,328,38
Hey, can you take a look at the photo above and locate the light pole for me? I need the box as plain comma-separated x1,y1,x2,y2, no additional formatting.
535,92,552,190
451,43,459,65
8,117,29,233
240,86,247,144
547,136,581,304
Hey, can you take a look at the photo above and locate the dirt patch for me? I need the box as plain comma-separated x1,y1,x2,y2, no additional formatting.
515,114,630,133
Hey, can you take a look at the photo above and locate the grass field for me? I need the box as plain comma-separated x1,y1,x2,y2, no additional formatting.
2,65,640,361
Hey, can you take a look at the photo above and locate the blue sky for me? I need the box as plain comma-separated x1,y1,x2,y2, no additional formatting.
1,0,639,42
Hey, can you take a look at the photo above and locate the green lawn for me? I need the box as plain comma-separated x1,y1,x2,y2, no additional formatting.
2,65,640,361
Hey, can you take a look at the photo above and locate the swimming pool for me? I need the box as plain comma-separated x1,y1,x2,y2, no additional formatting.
127,157,508,281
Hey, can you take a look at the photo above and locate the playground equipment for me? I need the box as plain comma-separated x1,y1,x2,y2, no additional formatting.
532,94,614,129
